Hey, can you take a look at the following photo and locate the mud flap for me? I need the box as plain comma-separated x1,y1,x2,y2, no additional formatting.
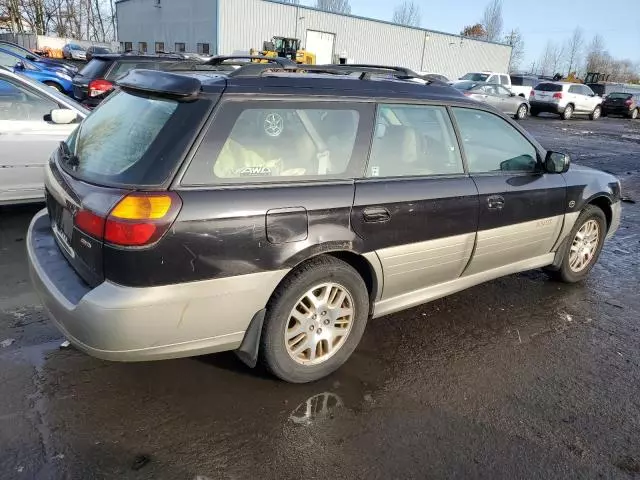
235,308,266,368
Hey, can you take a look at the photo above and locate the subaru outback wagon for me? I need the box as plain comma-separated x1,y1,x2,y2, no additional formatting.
27,60,622,383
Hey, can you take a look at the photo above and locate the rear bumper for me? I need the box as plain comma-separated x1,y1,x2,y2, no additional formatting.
27,210,288,361
530,100,564,114
602,105,633,115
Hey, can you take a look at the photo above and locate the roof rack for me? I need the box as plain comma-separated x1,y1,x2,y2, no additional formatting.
228,62,430,83
165,55,297,73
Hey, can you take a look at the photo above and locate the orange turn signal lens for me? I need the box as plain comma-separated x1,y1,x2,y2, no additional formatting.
110,195,172,220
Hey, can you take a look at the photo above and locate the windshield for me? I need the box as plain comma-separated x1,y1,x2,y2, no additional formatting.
607,93,632,99
460,73,490,81
453,81,480,91
0,43,38,59
61,90,211,187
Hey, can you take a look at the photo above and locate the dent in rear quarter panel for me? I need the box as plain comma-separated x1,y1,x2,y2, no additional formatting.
103,182,362,287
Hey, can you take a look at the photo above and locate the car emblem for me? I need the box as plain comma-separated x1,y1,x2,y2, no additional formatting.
569,200,576,208
264,112,284,137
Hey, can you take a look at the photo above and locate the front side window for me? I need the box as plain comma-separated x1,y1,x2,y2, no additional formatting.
367,104,464,178
569,85,580,94
0,77,58,122
500,75,509,85
495,85,512,96
184,104,364,184
581,85,595,96
452,108,538,173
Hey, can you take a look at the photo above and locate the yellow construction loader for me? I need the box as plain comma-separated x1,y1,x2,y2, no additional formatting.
251,37,316,65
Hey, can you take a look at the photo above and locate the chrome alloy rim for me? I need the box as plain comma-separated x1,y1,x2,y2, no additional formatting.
569,219,600,272
284,283,355,365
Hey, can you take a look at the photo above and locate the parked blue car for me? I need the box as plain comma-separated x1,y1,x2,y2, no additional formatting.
0,48,73,94
0,40,78,76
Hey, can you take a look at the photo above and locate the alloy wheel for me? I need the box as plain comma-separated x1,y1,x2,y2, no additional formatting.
284,282,355,365
569,219,600,273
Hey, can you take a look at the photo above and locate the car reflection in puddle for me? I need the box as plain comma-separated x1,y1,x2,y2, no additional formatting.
288,392,344,426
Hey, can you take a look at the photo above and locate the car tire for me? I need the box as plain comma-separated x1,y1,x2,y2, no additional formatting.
548,205,607,283
515,103,528,120
589,105,602,120
530,108,540,117
629,108,639,120
260,255,369,383
43,81,64,92
562,104,574,120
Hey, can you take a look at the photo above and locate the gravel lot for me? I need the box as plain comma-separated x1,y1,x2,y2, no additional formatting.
0,116,639,480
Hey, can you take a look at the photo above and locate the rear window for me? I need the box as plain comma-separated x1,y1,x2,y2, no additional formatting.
511,76,536,87
535,83,563,92
78,59,110,78
460,73,490,82
62,90,212,187
106,61,175,80
607,93,632,99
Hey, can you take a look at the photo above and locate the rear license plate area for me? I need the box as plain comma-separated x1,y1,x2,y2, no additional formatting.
46,191,75,256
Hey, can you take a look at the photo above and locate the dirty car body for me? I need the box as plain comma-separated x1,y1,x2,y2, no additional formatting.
27,63,622,383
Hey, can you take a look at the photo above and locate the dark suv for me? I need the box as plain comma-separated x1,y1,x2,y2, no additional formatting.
27,60,622,383
602,92,639,119
71,53,187,108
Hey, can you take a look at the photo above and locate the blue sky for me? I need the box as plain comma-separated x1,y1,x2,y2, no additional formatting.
300,0,640,69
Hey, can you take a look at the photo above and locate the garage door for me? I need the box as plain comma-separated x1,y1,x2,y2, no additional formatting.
305,30,335,65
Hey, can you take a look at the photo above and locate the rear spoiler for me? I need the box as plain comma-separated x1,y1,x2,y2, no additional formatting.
116,69,202,98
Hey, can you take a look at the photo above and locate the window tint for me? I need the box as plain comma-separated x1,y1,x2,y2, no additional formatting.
0,51,18,68
184,105,362,184
535,83,562,92
0,78,58,121
568,85,580,94
106,61,163,80
78,58,110,78
487,75,499,84
581,85,594,96
608,93,632,99
460,73,489,82
368,105,463,177
495,85,512,96
500,75,509,85
197,43,210,55
453,108,538,173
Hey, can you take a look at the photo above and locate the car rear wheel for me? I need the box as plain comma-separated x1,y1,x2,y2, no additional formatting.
260,255,369,383
515,103,528,120
43,81,64,92
548,205,607,283
589,105,602,120
562,104,574,120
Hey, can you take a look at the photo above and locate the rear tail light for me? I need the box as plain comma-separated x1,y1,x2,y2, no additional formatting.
463,91,472,96
625,99,633,106
552,92,563,99
74,192,182,247
529,90,535,97
88,79,113,98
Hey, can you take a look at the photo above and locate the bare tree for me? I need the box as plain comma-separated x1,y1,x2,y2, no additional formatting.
315,0,351,14
564,27,584,76
550,42,564,76
481,0,503,42
504,29,524,71
392,1,420,27
538,41,555,76
584,34,607,73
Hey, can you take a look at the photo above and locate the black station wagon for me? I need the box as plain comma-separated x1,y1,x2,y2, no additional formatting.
27,59,622,383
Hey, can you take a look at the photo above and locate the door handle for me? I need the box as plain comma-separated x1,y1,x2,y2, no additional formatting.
487,195,505,210
363,207,391,223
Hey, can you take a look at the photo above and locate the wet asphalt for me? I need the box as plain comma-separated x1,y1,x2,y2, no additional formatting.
0,116,639,480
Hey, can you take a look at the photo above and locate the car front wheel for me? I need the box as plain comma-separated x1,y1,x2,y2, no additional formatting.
260,255,369,383
630,108,639,120
549,205,607,283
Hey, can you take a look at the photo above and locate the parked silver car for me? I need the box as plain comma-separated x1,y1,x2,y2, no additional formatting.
530,82,602,120
453,81,529,120
0,67,88,205
62,43,87,61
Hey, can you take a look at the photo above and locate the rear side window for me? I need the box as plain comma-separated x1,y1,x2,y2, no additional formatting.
500,75,509,85
535,83,563,92
63,90,212,187
368,104,463,178
183,102,371,185
78,59,110,78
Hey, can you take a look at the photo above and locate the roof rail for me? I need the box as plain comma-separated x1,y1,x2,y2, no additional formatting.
228,62,430,83
207,55,296,67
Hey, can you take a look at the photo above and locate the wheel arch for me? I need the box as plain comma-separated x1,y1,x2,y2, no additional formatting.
587,195,612,231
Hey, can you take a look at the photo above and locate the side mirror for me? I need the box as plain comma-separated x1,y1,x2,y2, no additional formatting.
26,54,36,61
545,151,570,173
14,61,24,71
49,108,78,125
509,92,516,97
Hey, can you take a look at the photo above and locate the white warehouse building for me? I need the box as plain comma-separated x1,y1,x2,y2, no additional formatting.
115,0,512,80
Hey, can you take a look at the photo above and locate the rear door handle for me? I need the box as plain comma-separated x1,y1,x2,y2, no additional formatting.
363,207,391,223
487,195,505,210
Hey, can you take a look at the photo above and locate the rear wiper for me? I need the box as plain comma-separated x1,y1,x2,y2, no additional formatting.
59,141,79,169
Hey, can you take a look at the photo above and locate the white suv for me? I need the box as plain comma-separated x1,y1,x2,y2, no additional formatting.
530,82,602,120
